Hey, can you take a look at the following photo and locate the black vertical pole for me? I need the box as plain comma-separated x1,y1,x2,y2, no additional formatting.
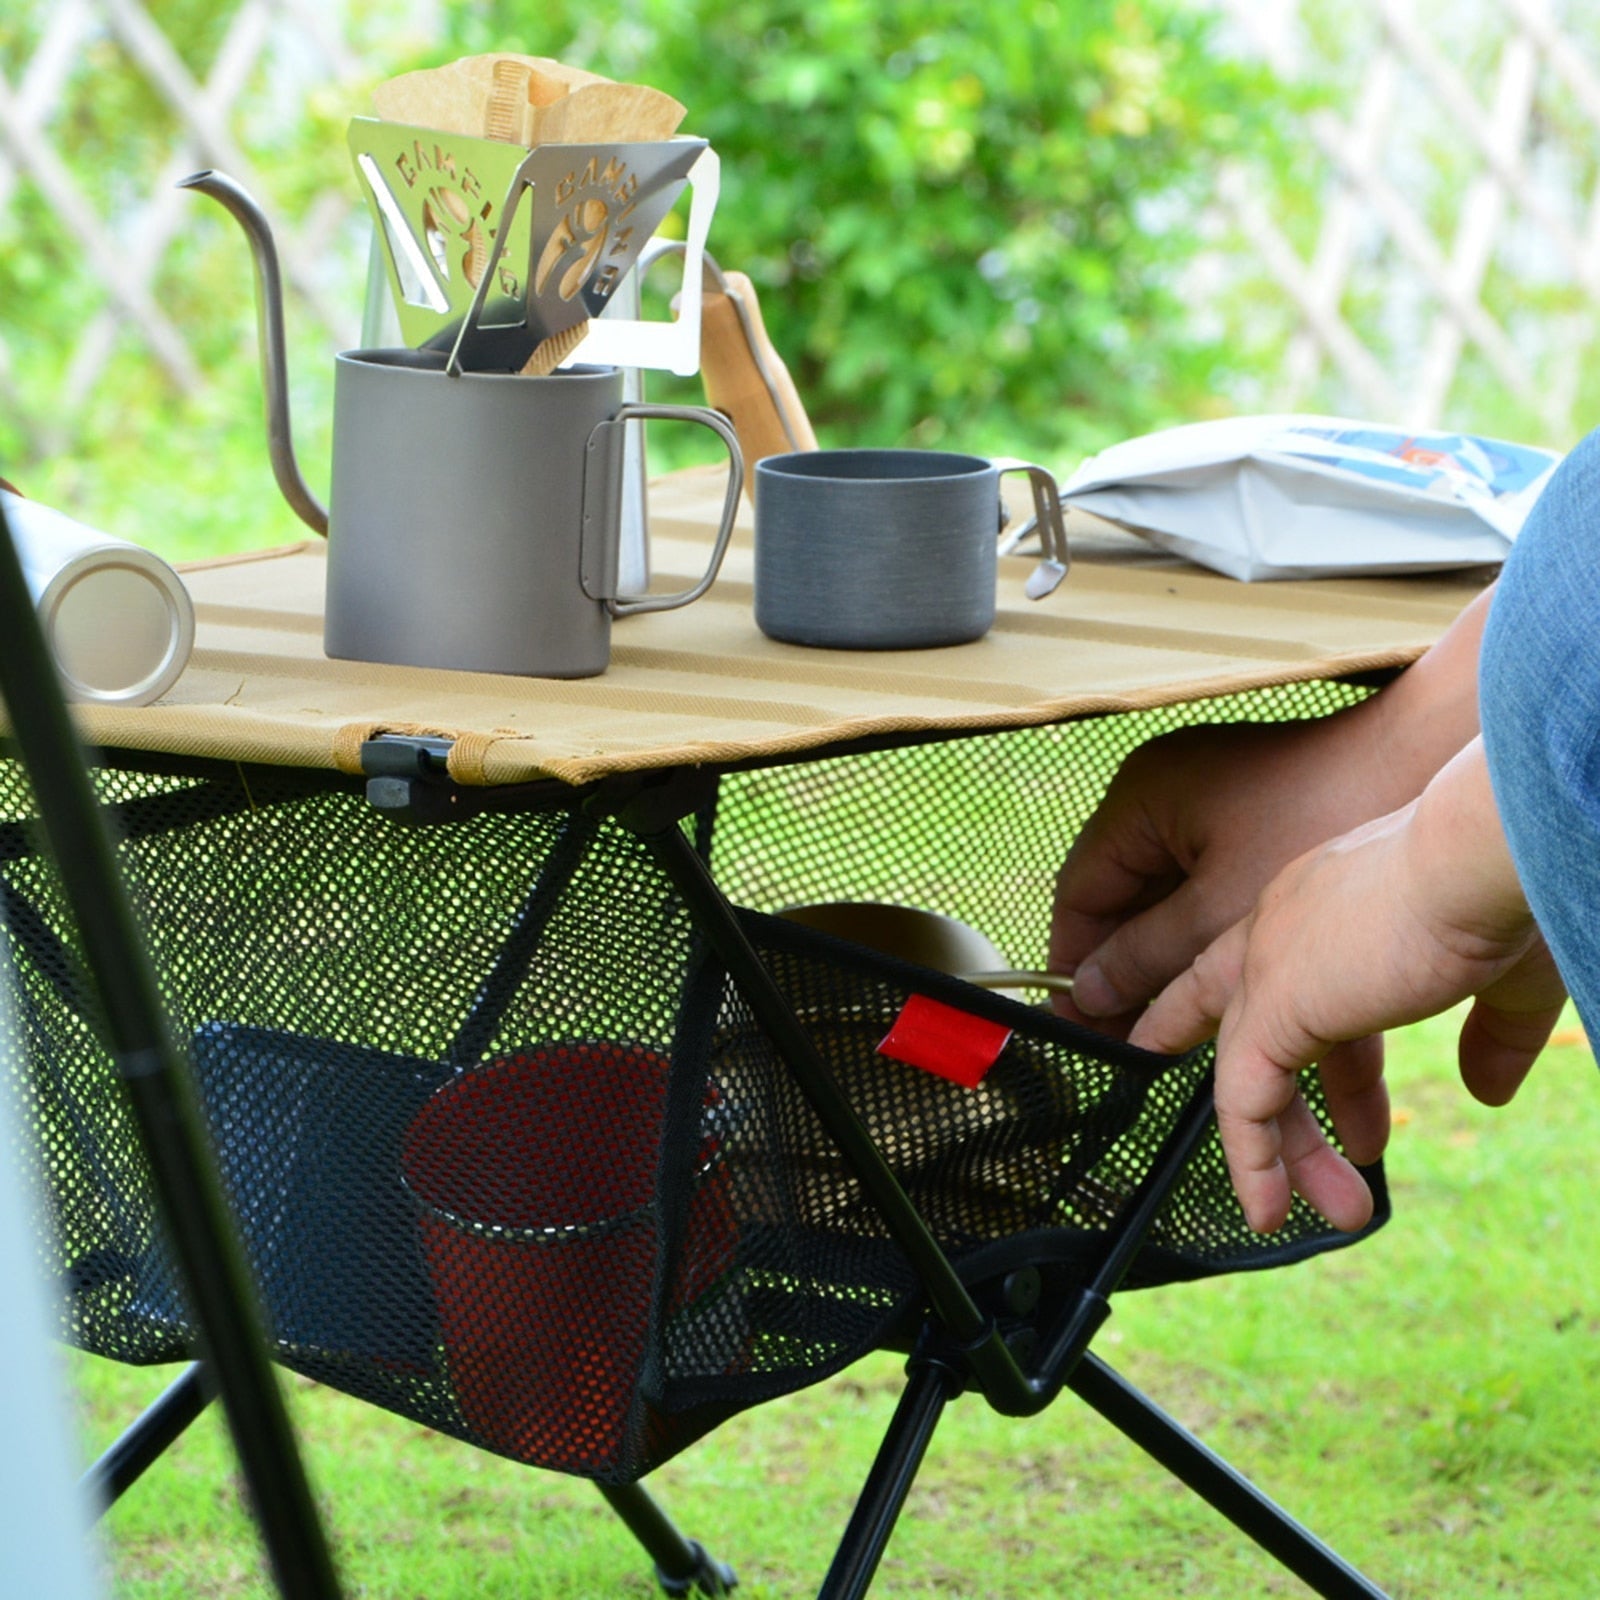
0,498,341,1598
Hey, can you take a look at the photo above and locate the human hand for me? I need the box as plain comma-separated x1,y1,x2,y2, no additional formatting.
1127,740,1566,1233
1050,718,1417,1031
1050,588,1495,1030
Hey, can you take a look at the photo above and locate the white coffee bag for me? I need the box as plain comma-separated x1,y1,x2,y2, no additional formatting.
1063,415,1561,581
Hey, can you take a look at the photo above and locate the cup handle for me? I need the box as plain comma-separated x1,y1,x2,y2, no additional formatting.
990,457,1070,599
603,402,745,617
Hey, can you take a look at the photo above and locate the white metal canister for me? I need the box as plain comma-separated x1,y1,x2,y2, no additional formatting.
1,488,195,707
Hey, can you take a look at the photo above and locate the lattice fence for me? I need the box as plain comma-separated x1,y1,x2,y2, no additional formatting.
4,0,1599,467
0,0,430,457
1210,0,1600,445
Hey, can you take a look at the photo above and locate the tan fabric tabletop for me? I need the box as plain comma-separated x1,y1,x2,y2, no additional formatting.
61,466,1492,788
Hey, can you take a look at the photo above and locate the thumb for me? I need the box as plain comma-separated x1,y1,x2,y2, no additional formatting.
1071,877,1227,1019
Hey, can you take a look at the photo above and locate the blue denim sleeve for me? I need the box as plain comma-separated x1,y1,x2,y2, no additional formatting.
1479,427,1600,1040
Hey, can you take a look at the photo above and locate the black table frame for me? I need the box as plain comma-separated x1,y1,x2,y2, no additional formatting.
1,572,1395,1599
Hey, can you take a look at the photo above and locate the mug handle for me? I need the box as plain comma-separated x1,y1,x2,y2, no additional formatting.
990,457,1071,600
588,402,745,617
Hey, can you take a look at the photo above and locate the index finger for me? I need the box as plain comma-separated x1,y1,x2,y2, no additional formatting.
1211,1001,1377,1234
1132,942,1299,1228
1127,920,1249,1056
1216,1078,1373,1235
1130,925,1375,1233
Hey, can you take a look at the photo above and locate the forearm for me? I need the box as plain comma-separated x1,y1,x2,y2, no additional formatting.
1400,734,1531,945
1335,584,1492,810
1202,584,1493,877
1221,585,1493,858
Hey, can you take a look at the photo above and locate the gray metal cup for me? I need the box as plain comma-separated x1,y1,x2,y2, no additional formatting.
325,355,742,679
753,448,1063,650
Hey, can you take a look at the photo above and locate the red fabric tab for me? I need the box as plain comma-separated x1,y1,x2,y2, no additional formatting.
876,994,1012,1089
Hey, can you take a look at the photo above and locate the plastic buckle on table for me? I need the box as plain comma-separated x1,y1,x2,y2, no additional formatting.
360,735,459,825
361,734,455,779
359,735,576,826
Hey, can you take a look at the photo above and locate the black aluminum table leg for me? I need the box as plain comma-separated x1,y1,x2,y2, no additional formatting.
82,1362,214,1517
448,810,593,1066
596,1481,737,1595
1066,1352,1389,1600
627,809,1035,1418
818,1361,960,1600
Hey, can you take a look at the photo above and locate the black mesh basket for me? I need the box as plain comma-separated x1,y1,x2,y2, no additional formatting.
665,912,1386,1413
0,679,1389,1486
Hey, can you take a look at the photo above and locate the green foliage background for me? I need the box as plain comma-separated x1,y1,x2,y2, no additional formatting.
436,0,1293,462
0,0,1298,557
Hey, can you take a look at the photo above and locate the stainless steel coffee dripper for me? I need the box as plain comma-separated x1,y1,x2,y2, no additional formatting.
181,134,712,534
181,158,743,679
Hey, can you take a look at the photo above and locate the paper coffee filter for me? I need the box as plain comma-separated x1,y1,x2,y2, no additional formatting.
371,55,684,149
371,54,608,138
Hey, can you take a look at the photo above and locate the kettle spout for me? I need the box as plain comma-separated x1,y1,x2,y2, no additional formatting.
179,171,329,536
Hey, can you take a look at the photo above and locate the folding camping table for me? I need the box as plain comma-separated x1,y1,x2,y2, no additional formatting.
3,467,1491,1598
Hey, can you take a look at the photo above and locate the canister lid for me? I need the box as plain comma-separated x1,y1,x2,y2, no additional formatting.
42,550,195,707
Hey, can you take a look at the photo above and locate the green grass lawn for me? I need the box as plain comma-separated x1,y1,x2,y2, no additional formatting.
67,1005,1600,1599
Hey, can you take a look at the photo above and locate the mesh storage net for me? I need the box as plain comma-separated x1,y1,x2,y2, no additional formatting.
0,677,1387,1484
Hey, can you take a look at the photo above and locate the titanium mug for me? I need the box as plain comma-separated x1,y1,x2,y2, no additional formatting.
324,356,743,679
752,447,1068,650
